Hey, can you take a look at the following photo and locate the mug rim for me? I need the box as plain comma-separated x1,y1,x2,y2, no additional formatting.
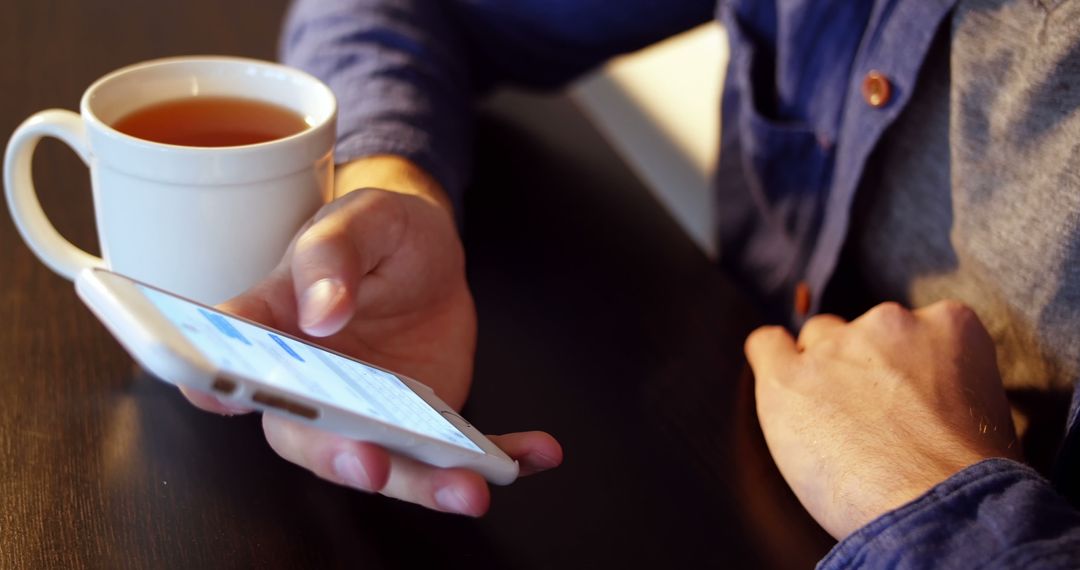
80,55,337,154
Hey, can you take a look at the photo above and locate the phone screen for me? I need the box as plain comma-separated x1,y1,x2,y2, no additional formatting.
136,284,483,453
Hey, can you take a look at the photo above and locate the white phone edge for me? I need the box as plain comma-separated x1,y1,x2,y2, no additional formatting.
74,267,519,485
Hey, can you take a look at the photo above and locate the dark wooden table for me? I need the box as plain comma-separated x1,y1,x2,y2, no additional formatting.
0,1,835,567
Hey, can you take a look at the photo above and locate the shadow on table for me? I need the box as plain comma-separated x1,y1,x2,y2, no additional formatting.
460,97,836,568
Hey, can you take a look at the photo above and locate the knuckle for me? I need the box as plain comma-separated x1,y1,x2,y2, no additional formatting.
871,301,905,317
802,314,830,328
923,299,979,328
807,310,829,326
933,299,975,319
307,189,405,240
801,314,841,333
344,190,409,245
865,301,911,325
310,192,355,223
291,217,318,243
294,218,343,253
746,325,784,350
358,187,407,222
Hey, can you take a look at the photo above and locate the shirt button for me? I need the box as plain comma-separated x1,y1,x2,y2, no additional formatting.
861,71,892,108
794,281,811,317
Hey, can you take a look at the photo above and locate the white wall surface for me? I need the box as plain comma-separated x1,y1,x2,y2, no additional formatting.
571,23,728,259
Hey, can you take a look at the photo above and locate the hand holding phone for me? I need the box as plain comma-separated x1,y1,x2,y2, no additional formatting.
227,187,560,515
77,268,560,515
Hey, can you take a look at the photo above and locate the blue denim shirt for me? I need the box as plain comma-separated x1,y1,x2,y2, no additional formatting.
282,0,1080,566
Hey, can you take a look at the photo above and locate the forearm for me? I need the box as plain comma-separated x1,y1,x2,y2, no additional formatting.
282,0,715,208
282,0,474,205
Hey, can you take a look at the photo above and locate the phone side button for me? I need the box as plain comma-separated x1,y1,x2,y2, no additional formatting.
211,377,237,395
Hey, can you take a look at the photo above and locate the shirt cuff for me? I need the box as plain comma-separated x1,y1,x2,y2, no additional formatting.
818,458,1080,569
334,127,465,209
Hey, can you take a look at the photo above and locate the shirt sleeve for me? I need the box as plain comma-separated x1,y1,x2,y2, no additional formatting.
819,458,1080,569
280,0,714,205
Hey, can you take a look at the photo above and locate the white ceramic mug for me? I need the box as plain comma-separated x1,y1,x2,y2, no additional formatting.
4,56,336,304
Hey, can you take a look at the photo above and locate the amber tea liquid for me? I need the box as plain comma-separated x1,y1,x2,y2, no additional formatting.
111,96,309,147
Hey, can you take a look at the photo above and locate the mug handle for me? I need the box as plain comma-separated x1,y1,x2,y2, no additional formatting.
4,109,105,280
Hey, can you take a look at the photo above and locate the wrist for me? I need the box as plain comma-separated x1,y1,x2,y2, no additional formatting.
820,459,1046,570
842,452,991,539
335,155,454,216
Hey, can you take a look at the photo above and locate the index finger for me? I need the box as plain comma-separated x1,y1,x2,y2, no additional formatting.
487,432,563,476
745,325,799,380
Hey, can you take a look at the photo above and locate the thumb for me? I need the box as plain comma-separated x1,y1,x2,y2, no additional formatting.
215,264,300,335
290,190,407,337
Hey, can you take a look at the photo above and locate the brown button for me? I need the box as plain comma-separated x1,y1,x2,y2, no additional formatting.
861,71,892,108
794,281,811,317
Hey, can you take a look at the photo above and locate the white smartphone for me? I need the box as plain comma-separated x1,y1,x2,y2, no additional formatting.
75,268,518,485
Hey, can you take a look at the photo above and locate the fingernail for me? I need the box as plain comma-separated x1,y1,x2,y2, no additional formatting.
300,278,345,332
333,452,372,491
435,486,474,515
530,451,560,470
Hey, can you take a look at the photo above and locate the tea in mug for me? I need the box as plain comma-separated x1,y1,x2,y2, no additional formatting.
112,96,309,147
